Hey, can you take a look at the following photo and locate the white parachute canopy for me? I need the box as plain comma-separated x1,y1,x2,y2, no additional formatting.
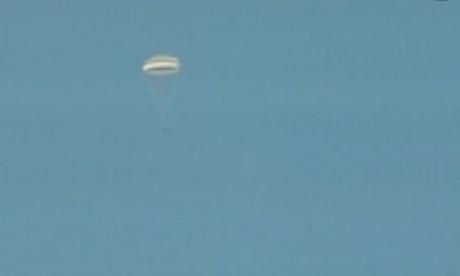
142,54,181,131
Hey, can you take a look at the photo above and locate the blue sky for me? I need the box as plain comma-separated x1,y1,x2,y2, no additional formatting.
1,1,459,275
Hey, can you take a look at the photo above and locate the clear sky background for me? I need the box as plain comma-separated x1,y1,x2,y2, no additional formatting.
1,0,459,275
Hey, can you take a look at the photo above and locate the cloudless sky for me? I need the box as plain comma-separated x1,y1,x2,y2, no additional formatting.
1,1,459,275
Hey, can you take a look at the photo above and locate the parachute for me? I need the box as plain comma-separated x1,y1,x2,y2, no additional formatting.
142,54,181,132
